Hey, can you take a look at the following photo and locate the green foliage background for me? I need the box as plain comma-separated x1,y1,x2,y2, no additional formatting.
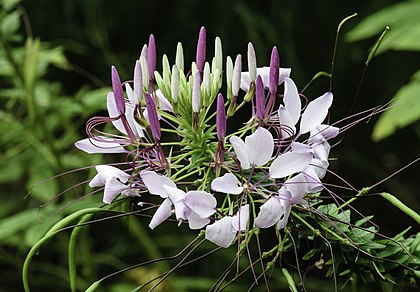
0,0,419,290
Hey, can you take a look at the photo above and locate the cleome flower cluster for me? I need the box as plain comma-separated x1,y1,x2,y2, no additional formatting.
75,27,339,248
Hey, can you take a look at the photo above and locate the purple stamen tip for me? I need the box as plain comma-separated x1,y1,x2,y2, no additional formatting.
111,66,125,114
256,75,265,121
216,93,226,141
196,26,206,73
147,34,156,80
145,93,161,141
269,46,279,95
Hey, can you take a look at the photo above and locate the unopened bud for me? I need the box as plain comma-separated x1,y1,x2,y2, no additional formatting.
232,54,242,96
134,60,142,103
176,42,184,72
196,26,206,73
192,71,201,113
111,66,125,114
147,34,156,80
269,46,279,95
145,93,160,142
171,65,179,102
247,42,257,83
140,56,149,89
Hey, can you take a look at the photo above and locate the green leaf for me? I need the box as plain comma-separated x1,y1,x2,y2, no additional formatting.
302,249,318,260
0,9,21,37
0,209,38,240
372,70,420,140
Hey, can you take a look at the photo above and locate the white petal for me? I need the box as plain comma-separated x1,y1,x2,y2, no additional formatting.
279,68,292,84
184,191,216,218
107,92,127,134
155,89,173,112
254,197,284,228
304,162,325,192
312,142,330,162
283,78,301,125
125,99,145,138
149,198,173,229
240,71,252,92
75,138,127,154
164,185,186,204
276,200,291,230
283,174,308,203
211,173,243,195
103,177,128,204
299,92,333,135
230,136,250,169
140,170,176,198
231,205,249,231
174,201,189,221
245,127,274,166
278,106,296,138
269,152,312,179
187,211,210,230
205,217,236,248
90,165,129,188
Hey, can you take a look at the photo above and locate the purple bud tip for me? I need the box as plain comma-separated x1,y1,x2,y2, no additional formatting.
111,66,125,114
147,34,156,80
196,26,206,73
216,93,226,141
145,93,161,141
256,75,265,121
269,46,279,95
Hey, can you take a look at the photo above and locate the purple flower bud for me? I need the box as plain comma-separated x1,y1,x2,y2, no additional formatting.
147,34,156,80
145,93,160,141
111,66,125,114
196,26,206,73
256,75,265,121
216,93,226,141
269,46,279,95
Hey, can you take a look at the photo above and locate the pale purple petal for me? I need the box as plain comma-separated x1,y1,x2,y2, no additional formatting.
174,201,189,221
90,165,129,188
140,170,176,198
299,92,333,135
184,191,216,218
276,200,291,230
240,67,291,92
312,142,330,162
254,197,284,228
103,176,128,204
75,138,127,154
283,78,301,125
187,211,210,230
211,173,243,195
230,136,250,169
309,124,340,143
205,217,236,248
149,198,173,229
245,127,274,166
269,152,312,179
231,205,249,231
291,141,313,153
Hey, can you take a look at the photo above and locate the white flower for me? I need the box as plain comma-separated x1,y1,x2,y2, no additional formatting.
89,165,130,204
205,205,249,248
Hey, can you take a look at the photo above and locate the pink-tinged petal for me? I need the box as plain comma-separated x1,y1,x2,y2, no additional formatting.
299,92,333,135
164,185,185,204
149,198,173,229
254,197,284,228
75,138,127,154
245,127,274,166
278,106,296,138
283,174,308,203
140,170,176,198
231,204,249,231
230,136,250,170
283,78,301,125
155,89,173,112
276,200,291,230
103,176,128,204
107,92,126,134
205,217,236,248
269,152,312,179
184,191,216,218
291,142,313,153
187,211,210,230
211,173,243,195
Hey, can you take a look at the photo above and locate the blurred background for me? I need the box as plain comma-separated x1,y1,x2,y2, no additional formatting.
1,0,419,290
